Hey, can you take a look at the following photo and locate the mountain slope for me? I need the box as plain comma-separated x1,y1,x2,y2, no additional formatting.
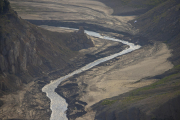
0,0,95,119
0,0,94,95
133,0,180,65
98,0,167,15
91,0,180,120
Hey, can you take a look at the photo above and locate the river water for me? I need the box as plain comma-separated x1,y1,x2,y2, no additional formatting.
42,28,141,120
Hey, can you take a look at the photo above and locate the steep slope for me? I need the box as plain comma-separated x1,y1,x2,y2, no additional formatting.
0,0,94,95
1,0,179,119
133,0,180,65
98,0,167,15
90,0,180,120
0,0,95,119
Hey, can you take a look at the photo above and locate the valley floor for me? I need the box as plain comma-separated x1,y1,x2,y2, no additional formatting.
0,0,174,119
56,30,173,119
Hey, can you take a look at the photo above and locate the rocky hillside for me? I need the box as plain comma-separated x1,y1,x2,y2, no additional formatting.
91,0,180,120
99,0,167,15
0,0,94,95
133,0,180,65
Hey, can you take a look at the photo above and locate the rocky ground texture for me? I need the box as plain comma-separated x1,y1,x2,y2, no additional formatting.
1,0,180,120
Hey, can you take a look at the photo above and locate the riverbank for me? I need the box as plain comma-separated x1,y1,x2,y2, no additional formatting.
39,26,173,120
56,40,173,120
0,25,128,119
6,0,175,119
41,27,131,119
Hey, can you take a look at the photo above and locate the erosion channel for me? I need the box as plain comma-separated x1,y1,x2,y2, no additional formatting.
42,28,141,120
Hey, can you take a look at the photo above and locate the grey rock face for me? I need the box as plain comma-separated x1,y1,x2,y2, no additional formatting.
21,50,27,71
65,27,94,51
13,41,20,64
0,5,93,94
0,55,5,72
77,26,85,35
0,31,43,74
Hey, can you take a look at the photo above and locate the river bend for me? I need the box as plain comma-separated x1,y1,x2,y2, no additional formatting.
42,28,141,120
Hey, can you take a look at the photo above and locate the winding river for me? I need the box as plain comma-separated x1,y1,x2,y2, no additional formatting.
42,28,141,120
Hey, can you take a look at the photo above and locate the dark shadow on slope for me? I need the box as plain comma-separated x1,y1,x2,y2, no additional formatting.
26,20,131,36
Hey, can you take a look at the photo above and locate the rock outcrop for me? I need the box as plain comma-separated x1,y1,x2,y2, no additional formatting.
0,1,95,119
65,27,94,51
0,0,94,94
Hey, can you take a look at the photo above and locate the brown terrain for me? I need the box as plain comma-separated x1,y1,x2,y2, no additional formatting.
0,0,180,120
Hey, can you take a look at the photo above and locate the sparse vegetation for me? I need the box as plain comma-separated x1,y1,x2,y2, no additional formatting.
121,0,131,5
119,0,167,7
101,99,117,105
145,0,167,6
0,0,10,13
131,73,178,95
1,0,180,119
0,0,93,95
96,63,180,118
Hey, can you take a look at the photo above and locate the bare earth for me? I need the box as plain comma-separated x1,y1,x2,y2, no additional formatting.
2,0,174,119
72,41,173,120
0,81,51,119
78,42,172,108
40,26,173,114
9,0,138,34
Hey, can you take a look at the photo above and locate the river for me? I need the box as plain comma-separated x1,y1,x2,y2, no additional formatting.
42,28,141,120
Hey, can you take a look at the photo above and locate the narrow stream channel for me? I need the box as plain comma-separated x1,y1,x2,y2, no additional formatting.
42,28,141,120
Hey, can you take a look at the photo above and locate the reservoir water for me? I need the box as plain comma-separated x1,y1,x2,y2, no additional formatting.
42,28,141,120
